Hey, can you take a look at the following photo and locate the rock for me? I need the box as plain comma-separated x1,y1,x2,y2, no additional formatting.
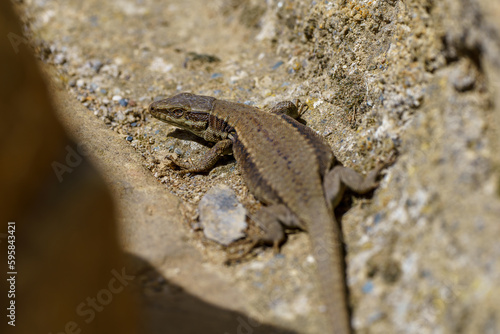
91,59,103,73
53,53,66,65
271,60,284,70
89,82,99,92
119,98,129,107
115,110,125,121
198,184,247,246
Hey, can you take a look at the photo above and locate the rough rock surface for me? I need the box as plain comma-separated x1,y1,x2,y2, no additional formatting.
14,0,500,333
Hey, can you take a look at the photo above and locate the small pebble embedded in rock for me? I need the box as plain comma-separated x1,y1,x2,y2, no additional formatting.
91,59,103,73
272,60,284,70
198,184,247,246
53,53,66,65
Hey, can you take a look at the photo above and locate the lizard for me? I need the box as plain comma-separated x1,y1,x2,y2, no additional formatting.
148,92,385,334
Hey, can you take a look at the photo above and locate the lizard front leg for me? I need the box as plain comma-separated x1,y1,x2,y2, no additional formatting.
168,139,232,173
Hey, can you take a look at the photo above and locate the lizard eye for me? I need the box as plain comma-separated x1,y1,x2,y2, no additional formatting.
172,109,184,118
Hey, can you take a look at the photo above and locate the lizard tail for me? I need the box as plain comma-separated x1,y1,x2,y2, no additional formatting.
307,211,352,334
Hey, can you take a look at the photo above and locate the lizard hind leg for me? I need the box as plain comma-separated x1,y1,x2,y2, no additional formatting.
268,100,308,120
225,205,297,263
323,165,381,209
252,204,303,253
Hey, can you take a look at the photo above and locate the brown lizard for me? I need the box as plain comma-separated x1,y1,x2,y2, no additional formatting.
148,93,384,334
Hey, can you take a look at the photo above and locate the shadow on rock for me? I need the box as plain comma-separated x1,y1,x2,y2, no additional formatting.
125,253,297,334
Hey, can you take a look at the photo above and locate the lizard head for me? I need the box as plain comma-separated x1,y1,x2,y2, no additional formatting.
148,93,216,136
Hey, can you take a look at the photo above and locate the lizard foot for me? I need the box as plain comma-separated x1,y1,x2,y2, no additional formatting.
225,239,261,264
224,236,282,264
295,99,309,118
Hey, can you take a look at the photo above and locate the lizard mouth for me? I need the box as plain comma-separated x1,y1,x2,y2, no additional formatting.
148,102,176,124
148,101,161,117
